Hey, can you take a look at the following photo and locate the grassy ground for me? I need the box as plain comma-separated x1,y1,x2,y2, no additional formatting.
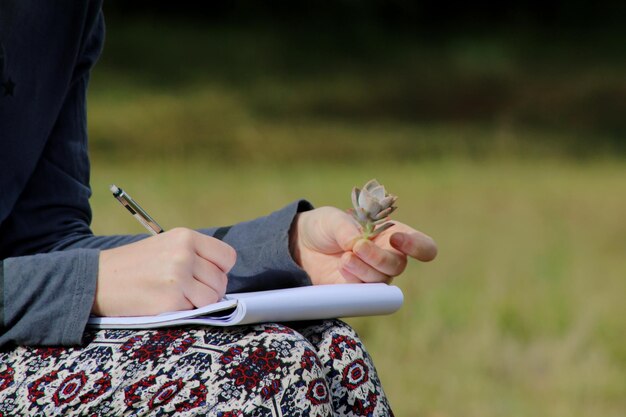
88,159,626,417
87,11,626,416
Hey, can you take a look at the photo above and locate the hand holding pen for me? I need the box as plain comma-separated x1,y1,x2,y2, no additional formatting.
92,185,236,317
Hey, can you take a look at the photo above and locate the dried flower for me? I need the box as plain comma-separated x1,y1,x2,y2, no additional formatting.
350,179,397,239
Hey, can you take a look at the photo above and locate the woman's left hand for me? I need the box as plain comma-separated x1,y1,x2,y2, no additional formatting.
291,206,437,285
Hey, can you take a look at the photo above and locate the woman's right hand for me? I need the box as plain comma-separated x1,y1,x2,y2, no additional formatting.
93,228,237,317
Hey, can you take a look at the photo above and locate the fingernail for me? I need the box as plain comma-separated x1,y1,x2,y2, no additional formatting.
391,233,404,248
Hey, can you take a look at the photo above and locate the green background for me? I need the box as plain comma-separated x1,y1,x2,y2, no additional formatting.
87,3,625,415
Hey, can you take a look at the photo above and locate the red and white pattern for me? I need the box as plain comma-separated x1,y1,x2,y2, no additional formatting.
0,320,393,416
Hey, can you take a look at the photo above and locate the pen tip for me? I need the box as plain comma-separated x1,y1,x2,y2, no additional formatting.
109,184,120,194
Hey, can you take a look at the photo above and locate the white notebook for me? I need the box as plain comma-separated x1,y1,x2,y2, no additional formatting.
88,283,404,329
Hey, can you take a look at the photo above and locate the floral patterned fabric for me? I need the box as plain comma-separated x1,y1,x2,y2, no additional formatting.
0,320,393,416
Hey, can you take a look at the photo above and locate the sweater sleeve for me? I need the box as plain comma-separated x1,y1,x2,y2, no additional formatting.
201,199,314,293
56,199,316,296
0,250,99,347
0,200,314,347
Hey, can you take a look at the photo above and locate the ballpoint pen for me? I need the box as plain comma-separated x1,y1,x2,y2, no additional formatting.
109,184,164,235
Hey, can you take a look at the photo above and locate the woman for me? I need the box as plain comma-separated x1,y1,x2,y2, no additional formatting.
0,2,436,415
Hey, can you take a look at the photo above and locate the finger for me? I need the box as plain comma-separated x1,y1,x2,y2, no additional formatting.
390,231,437,262
341,252,392,284
153,295,194,315
353,239,408,277
193,257,228,299
338,265,366,284
194,233,237,272
183,278,222,308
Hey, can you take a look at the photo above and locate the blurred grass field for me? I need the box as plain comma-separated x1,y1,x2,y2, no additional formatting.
87,9,625,416
89,160,625,417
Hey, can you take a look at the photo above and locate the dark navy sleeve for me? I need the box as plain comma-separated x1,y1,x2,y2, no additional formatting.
0,1,108,347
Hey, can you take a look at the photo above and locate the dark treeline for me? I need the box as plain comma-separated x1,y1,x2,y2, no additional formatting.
104,1,626,35
98,1,626,157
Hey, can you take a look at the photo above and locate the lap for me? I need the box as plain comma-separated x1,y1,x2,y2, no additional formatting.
0,320,392,416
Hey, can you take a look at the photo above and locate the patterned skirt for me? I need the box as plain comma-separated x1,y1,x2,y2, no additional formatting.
0,320,393,416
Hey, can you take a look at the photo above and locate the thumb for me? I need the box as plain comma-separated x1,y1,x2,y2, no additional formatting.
327,210,361,251
303,207,361,253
